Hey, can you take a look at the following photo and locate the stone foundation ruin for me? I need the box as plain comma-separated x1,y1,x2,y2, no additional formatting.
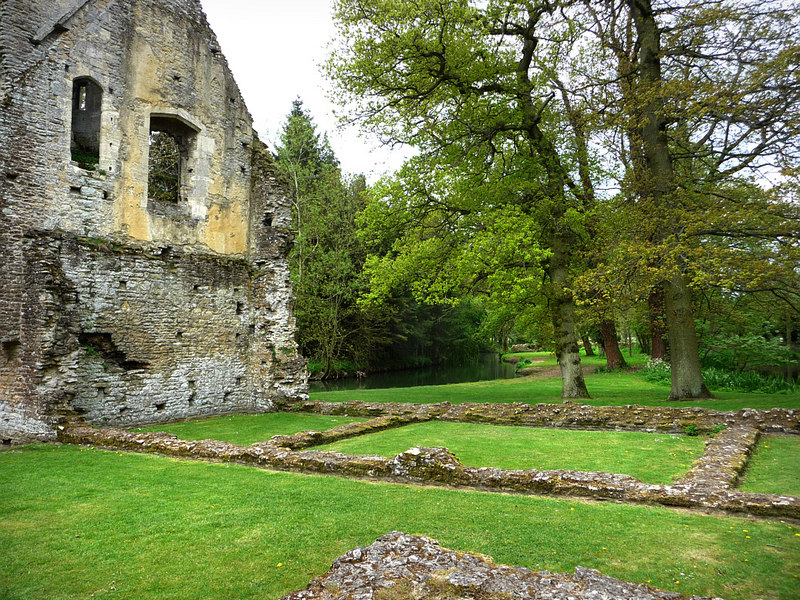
57,401,800,519
279,531,722,600
0,0,307,444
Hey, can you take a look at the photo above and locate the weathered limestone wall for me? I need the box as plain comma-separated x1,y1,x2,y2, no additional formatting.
0,0,307,443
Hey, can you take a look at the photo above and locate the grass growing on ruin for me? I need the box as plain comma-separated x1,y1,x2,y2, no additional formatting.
309,371,800,411
132,412,365,446
1,444,798,600
738,435,800,497
315,421,705,484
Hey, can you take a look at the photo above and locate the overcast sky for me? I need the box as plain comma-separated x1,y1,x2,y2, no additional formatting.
200,0,407,181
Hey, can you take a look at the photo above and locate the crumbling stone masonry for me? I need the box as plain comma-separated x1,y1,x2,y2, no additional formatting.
0,0,307,444
280,531,722,600
57,401,800,519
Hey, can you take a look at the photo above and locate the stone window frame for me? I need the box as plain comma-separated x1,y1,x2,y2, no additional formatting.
70,76,103,169
146,110,202,205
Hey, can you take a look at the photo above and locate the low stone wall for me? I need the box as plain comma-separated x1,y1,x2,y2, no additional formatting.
675,426,759,490
288,400,800,434
56,415,800,519
261,413,429,450
279,531,721,600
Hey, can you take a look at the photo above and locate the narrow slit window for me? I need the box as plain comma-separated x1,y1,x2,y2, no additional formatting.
70,77,102,167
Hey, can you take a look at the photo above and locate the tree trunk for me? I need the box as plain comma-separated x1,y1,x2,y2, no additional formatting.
600,319,628,370
548,233,590,399
629,0,709,399
635,327,651,356
582,335,595,357
665,273,712,400
648,286,667,360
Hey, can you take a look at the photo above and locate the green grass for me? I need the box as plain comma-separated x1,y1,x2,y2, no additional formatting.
132,413,365,446
1,444,799,600
316,421,704,484
503,348,651,369
739,435,800,497
309,370,800,411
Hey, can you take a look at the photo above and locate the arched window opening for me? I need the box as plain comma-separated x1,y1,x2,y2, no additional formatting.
148,114,198,203
70,77,102,167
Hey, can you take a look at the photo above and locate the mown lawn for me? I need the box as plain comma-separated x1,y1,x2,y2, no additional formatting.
1,444,798,600
308,370,800,411
315,421,704,484
738,435,800,497
132,412,366,446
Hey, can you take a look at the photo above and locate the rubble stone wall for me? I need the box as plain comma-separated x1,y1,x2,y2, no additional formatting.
280,531,722,600
0,0,306,443
57,401,800,519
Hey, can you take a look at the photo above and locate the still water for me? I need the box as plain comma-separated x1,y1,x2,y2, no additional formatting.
308,353,517,393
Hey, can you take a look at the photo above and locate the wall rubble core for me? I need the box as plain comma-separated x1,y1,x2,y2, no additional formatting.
1,0,307,444
279,531,722,600
57,401,800,519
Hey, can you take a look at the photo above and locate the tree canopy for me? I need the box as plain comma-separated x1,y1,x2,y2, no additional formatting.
327,0,800,399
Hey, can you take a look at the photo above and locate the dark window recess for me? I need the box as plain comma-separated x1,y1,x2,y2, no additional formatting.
147,115,198,204
263,213,273,228
235,377,242,385
248,324,255,335
236,301,244,315
70,77,102,168
154,402,166,411
2,340,21,363
78,332,150,371
176,331,183,339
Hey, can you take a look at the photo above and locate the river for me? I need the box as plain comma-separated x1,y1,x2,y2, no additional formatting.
308,353,517,393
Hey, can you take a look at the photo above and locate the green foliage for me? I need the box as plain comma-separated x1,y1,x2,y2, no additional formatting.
700,368,798,395
70,148,98,169
709,424,727,438
642,358,798,394
641,359,672,384
684,425,701,437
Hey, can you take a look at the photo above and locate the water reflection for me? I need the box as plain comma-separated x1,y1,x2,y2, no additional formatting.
308,353,517,393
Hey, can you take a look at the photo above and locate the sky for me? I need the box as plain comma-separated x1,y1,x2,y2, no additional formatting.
200,0,407,181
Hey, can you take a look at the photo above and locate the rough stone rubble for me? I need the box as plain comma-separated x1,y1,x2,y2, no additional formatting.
279,531,722,600
57,401,800,519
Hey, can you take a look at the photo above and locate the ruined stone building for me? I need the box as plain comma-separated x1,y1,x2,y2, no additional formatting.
0,0,308,444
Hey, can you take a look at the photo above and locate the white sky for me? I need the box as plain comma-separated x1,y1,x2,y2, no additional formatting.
200,0,407,181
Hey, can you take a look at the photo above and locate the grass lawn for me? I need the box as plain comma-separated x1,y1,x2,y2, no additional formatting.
503,349,651,369
132,412,365,446
315,421,704,484
309,370,800,411
738,435,800,497
1,444,799,600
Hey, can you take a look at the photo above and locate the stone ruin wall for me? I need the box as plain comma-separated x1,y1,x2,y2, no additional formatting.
0,0,307,444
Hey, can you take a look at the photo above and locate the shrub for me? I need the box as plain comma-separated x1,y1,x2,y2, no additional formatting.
641,358,798,394
684,424,701,437
641,358,671,384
